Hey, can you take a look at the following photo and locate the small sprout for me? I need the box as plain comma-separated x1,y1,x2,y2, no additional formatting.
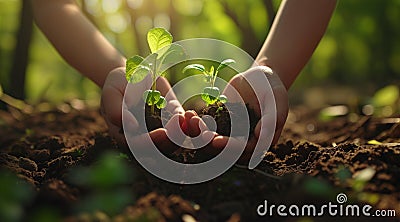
216,106,224,115
367,140,382,145
126,27,184,114
183,59,235,106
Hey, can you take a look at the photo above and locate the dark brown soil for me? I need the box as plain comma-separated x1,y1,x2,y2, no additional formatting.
144,104,164,132
201,103,258,137
129,104,171,133
0,106,399,221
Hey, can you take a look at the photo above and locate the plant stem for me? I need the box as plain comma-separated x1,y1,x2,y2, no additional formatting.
211,71,218,88
151,56,157,114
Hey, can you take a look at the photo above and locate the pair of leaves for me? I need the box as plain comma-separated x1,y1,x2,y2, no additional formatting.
126,27,172,84
201,87,227,105
182,59,235,75
126,28,186,84
143,90,167,109
183,59,234,105
126,27,184,109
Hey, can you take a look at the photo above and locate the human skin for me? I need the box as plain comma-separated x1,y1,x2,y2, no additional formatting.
31,0,184,151
32,0,337,163
188,0,338,164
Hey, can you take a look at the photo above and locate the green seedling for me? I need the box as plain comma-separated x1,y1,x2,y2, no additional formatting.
126,27,185,114
183,59,235,106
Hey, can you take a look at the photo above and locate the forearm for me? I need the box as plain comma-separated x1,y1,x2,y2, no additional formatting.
256,0,337,89
31,0,125,87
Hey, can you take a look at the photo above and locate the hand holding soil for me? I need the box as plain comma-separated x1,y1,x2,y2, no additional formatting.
101,67,185,155
186,66,289,164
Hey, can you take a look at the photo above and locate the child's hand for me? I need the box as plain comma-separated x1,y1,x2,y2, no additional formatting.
101,67,185,154
186,66,288,165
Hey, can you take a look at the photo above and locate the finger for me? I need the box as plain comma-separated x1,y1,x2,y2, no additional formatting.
165,113,185,146
166,99,184,115
202,134,256,164
222,76,244,104
255,71,288,143
106,120,127,146
149,128,179,155
128,128,178,156
122,108,139,133
101,68,128,127
156,76,173,97
185,111,199,137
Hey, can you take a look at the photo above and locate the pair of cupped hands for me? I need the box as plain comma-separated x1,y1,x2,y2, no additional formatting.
101,65,288,164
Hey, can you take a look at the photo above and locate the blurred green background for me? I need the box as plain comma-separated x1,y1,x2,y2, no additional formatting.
0,0,400,107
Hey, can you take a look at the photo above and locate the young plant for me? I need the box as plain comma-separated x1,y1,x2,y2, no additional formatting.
182,59,235,106
126,27,184,114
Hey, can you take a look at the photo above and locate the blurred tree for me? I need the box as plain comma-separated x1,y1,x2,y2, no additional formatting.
8,0,33,100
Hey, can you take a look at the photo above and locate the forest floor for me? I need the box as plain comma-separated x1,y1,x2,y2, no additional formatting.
0,104,399,222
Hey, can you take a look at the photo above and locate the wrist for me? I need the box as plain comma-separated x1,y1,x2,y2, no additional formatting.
255,57,291,90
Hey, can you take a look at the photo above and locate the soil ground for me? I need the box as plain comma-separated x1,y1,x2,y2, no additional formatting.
0,105,399,222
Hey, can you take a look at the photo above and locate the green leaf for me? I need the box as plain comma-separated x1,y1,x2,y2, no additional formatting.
143,90,161,105
160,43,187,66
202,87,220,105
203,87,220,98
0,84,3,97
126,55,145,81
372,85,399,107
216,59,235,72
218,95,228,103
182,64,205,74
147,27,173,54
155,96,167,109
143,90,151,103
129,65,151,84
144,53,158,71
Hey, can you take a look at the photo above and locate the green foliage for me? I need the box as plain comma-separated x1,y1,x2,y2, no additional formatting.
183,59,235,106
67,152,135,216
372,85,399,107
0,170,34,222
147,27,173,56
303,177,335,196
201,87,220,105
125,55,146,82
216,59,235,72
126,27,186,113
126,28,168,111
29,207,61,222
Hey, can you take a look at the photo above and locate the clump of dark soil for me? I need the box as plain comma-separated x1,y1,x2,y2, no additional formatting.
201,102,258,137
0,106,399,221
